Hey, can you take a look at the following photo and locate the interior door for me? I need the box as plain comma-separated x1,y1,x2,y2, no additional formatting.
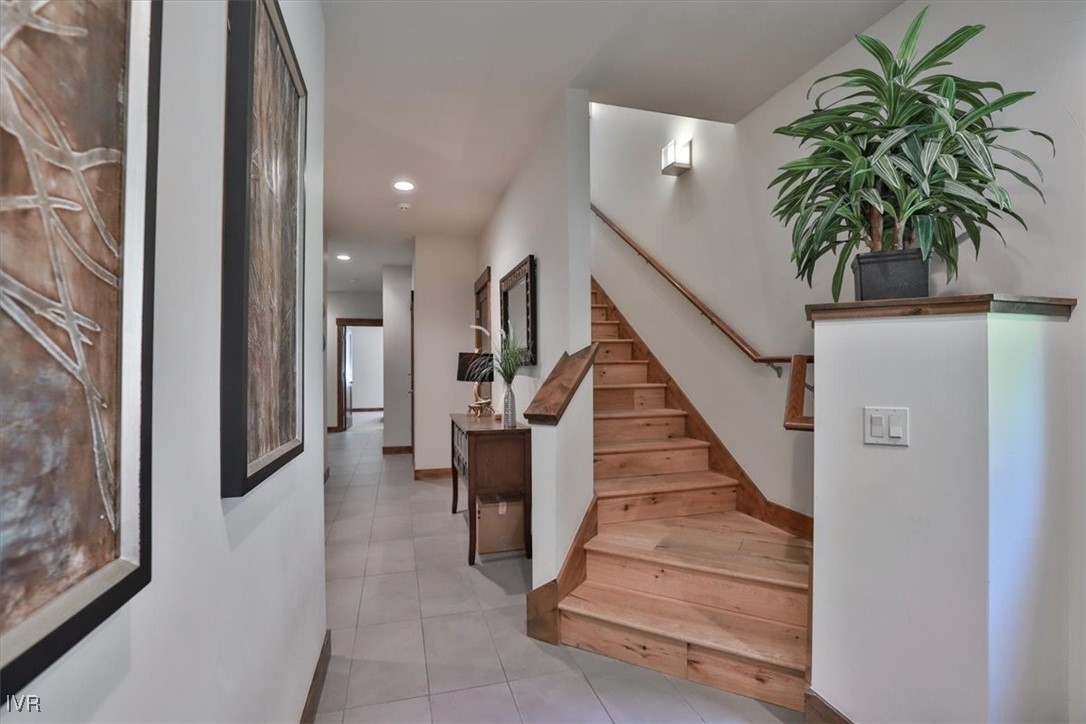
343,327,353,430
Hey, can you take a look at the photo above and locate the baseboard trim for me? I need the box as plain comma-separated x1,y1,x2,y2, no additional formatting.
324,467,330,483
526,496,597,645
383,445,412,455
414,467,452,480
351,407,383,412
805,688,853,724
299,630,331,724
326,425,344,433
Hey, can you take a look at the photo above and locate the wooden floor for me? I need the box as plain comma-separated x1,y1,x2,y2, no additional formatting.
555,283,811,711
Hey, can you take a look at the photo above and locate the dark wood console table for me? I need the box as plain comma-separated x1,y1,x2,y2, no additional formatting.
450,414,532,565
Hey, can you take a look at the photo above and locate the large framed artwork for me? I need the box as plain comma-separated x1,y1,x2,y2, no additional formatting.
0,0,161,696
221,0,307,498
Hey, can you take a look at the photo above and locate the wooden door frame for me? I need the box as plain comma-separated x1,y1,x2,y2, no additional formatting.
333,318,382,433
474,267,491,351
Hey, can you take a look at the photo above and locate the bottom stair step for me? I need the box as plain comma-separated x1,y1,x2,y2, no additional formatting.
559,581,806,710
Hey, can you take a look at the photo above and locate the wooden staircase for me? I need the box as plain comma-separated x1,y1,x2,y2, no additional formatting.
556,283,811,711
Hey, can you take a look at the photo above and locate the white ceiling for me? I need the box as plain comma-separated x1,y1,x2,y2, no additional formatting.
322,0,900,291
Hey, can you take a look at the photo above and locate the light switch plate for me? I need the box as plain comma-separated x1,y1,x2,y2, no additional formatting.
864,406,909,446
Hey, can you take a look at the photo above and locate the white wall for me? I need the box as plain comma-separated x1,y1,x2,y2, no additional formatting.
479,88,592,587
813,313,1070,722
324,290,381,427
8,1,327,720
381,266,413,449
349,326,383,409
412,236,478,471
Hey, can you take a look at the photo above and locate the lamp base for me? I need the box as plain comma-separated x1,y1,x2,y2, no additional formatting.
469,381,494,417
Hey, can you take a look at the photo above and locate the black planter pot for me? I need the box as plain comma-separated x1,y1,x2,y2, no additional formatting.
850,248,930,301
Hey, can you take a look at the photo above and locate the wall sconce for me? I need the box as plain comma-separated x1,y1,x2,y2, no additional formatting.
661,139,692,176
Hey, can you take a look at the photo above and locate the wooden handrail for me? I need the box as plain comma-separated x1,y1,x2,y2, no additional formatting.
524,343,600,425
591,204,791,368
783,355,814,432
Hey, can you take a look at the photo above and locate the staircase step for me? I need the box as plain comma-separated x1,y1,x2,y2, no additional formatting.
595,471,737,523
594,382,666,411
562,580,806,669
596,339,634,361
591,320,621,339
593,437,709,479
591,304,609,322
584,512,809,625
594,407,684,440
594,360,649,385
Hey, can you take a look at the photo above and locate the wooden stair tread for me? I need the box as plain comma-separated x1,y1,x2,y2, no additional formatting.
594,408,686,420
560,582,806,673
594,383,666,390
595,471,737,498
594,360,649,366
594,438,710,455
585,512,809,589
598,338,635,343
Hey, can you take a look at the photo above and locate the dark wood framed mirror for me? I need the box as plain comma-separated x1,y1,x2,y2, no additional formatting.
500,254,537,366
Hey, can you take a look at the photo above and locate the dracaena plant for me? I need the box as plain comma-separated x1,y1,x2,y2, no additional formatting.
769,6,1053,300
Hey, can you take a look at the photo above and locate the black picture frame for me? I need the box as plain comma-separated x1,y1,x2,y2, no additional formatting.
500,255,538,366
221,0,308,498
0,1,161,698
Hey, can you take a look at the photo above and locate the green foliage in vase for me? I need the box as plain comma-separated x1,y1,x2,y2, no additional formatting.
769,6,1053,300
468,327,523,385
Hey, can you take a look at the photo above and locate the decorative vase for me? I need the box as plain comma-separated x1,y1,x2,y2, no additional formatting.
502,386,516,428
850,248,930,301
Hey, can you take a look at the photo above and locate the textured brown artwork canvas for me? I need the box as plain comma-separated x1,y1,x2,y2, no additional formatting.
0,1,128,634
245,0,302,469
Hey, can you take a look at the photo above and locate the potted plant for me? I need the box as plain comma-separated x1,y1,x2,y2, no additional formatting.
469,327,524,428
769,6,1052,301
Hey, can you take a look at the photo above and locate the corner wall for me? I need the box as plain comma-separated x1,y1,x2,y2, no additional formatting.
324,290,382,427
413,235,478,471
382,266,413,450
12,1,328,720
478,88,592,587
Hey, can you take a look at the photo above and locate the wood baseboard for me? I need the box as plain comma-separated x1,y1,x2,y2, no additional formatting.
526,497,598,645
382,445,412,455
595,281,812,541
414,467,452,480
805,688,853,724
324,467,330,483
326,425,343,433
299,630,331,724
351,407,383,412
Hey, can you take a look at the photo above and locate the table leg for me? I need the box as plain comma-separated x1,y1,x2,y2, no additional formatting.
451,466,459,514
468,494,476,566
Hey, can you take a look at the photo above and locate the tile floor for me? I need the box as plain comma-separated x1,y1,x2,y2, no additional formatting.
319,413,801,724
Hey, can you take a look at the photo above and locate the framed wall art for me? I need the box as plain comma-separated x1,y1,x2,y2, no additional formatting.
0,0,161,696
221,0,308,497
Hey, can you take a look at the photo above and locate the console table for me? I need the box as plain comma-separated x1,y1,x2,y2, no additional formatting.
450,414,532,565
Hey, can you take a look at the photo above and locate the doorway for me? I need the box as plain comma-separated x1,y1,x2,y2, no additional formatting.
335,317,382,432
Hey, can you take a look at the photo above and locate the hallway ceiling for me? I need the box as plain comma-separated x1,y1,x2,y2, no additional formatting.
322,0,900,291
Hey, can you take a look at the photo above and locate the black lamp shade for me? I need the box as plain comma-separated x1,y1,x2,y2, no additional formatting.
457,352,493,382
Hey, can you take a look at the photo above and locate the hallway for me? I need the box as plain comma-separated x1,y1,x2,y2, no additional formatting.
318,414,801,723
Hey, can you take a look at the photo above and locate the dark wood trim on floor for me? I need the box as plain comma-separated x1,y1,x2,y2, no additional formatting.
526,497,598,644
351,407,383,412
326,425,344,433
414,467,452,480
335,318,383,328
805,689,853,724
299,630,331,724
383,445,412,455
594,281,813,540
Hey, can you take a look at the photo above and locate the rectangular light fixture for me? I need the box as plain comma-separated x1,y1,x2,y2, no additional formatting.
661,139,692,176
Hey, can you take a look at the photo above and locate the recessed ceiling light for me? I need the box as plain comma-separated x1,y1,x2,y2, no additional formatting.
336,254,351,261
393,180,415,192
